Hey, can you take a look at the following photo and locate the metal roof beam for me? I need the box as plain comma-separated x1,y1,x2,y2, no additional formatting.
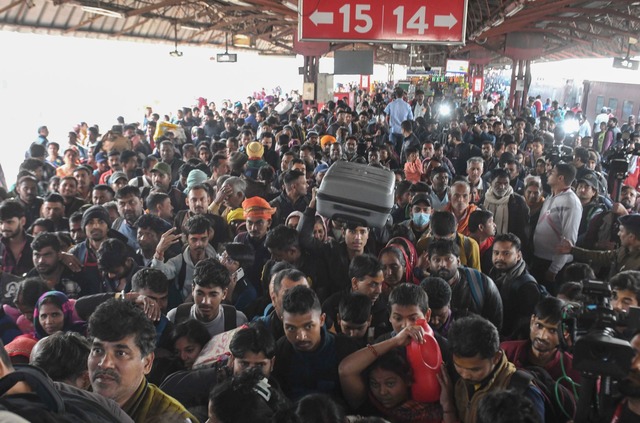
125,0,185,17
0,0,23,15
114,17,149,36
64,14,103,33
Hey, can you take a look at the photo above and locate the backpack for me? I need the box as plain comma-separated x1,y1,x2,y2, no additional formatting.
509,366,577,423
510,272,550,298
461,267,485,312
0,366,119,423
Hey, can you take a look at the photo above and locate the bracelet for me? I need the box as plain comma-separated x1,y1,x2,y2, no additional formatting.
366,343,379,358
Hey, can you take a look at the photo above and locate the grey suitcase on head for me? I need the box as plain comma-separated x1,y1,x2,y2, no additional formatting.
316,161,395,228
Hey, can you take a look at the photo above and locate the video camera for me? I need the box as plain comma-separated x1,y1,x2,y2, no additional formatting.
544,144,573,164
563,280,640,422
562,280,636,379
602,135,640,201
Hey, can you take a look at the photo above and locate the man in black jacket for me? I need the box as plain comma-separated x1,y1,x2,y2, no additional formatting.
489,233,543,339
428,239,503,331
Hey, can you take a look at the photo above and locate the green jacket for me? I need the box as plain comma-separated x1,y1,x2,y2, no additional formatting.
123,379,198,423
571,245,640,278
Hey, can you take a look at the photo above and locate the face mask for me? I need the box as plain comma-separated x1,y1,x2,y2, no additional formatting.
332,228,343,240
412,212,430,227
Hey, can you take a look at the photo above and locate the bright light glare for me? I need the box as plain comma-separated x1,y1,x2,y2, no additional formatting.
564,118,579,134
439,104,451,117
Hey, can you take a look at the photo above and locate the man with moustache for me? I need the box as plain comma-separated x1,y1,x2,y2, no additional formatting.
88,299,195,422
0,200,35,276
502,297,581,390
233,197,276,294
174,183,229,249
489,233,543,339
28,232,81,298
427,239,503,331
113,186,145,250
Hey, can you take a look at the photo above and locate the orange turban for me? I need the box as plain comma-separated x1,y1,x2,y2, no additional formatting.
320,135,337,148
242,196,276,220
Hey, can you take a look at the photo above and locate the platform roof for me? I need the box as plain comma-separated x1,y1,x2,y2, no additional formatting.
1,0,639,66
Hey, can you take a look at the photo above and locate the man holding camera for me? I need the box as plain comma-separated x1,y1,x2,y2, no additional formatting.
610,330,640,421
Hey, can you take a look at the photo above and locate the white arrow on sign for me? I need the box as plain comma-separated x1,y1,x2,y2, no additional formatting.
434,13,457,29
310,9,334,26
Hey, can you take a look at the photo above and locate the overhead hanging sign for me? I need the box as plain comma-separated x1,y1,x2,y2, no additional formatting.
299,0,467,44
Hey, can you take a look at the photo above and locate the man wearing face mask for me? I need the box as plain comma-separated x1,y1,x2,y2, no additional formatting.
398,193,432,241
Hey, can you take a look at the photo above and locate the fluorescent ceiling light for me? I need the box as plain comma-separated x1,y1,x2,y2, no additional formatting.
221,0,253,7
282,1,298,12
81,6,124,19
505,3,524,17
180,25,200,31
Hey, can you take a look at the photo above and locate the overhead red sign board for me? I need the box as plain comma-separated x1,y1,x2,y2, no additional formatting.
299,0,467,44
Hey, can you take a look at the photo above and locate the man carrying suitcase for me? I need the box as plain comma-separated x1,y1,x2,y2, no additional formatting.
299,189,373,296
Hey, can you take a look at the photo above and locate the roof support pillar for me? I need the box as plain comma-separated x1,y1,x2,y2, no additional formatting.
302,55,319,109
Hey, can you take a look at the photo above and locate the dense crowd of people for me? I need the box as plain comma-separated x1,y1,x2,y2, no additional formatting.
0,86,639,423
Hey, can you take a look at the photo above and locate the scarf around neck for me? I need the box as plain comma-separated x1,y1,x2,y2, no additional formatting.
484,185,513,235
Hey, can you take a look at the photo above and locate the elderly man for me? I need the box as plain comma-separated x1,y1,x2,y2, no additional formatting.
466,157,486,204
445,181,478,236
208,176,246,222
480,168,530,251
88,299,195,422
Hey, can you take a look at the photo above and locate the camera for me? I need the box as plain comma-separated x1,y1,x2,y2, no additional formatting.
543,144,573,164
564,280,635,379
602,135,640,201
